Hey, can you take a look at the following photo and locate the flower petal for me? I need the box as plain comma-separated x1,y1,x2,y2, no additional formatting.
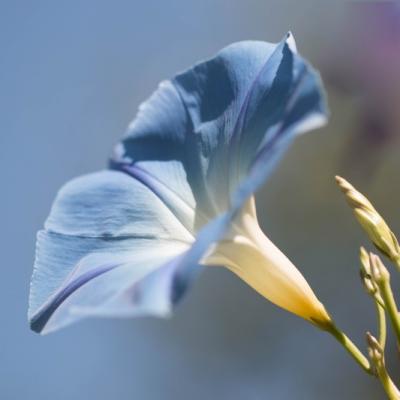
30,34,329,333
44,170,194,240
111,79,215,228
30,170,234,334
30,235,189,334
29,170,194,332
114,33,327,219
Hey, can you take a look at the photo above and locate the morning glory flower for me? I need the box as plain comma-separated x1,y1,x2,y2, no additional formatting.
29,33,330,334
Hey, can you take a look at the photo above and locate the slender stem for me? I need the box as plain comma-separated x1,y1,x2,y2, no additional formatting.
375,361,400,400
380,280,400,344
375,301,387,349
325,323,372,374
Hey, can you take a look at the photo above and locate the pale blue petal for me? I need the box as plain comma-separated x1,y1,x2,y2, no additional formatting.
30,237,189,334
30,211,232,334
40,211,233,334
29,170,194,333
30,164,233,334
45,170,194,240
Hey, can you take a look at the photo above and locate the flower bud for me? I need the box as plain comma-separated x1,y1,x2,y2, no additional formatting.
366,332,384,373
359,248,385,306
336,176,400,262
359,248,378,295
367,332,400,398
369,253,390,287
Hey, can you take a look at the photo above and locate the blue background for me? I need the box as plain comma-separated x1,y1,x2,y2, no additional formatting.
2,1,399,399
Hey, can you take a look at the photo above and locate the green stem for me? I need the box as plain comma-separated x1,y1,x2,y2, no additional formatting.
325,323,372,374
380,280,400,344
376,362,400,400
375,301,387,349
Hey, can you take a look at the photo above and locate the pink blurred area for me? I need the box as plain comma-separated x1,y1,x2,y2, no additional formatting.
318,2,400,176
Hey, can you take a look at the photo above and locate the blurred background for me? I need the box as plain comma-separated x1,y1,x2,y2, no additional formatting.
2,0,400,399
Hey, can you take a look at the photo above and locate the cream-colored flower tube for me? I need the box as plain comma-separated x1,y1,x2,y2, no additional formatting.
202,197,331,327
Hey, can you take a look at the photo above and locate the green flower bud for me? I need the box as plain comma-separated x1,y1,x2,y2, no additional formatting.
336,176,400,262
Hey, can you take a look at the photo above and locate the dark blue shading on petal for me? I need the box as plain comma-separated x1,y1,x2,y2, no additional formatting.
30,260,118,333
30,229,192,334
114,33,327,220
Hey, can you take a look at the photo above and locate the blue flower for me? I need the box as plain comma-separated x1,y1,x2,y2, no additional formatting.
29,33,330,334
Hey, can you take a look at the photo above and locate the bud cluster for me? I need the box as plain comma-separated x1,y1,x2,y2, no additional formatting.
336,176,400,399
